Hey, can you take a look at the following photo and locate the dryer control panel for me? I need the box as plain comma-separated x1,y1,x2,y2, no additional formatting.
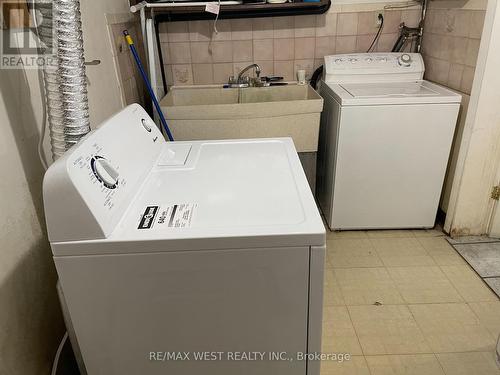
43,104,165,242
323,53,424,83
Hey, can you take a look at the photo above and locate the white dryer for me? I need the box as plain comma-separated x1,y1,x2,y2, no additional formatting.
317,53,461,230
43,105,325,375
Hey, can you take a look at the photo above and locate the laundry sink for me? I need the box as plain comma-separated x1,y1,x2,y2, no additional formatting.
159,84,323,153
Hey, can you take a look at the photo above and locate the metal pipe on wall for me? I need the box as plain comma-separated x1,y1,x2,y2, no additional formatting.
417,0,428,52
37,0,90,161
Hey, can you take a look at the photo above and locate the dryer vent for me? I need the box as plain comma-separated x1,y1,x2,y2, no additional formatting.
36,0,90,160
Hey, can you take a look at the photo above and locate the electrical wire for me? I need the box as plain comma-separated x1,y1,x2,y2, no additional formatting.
367,14,384,53
51,332,68,375
213,0,221,34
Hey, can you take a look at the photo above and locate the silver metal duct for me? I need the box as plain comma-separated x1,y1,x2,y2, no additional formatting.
37,0,90,160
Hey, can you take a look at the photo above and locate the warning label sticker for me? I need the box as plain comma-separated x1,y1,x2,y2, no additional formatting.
138,203,197,230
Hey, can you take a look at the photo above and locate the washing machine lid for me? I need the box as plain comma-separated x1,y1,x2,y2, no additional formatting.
325,80,462,106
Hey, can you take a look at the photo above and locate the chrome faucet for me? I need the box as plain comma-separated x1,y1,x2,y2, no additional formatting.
228,63,262,88
237,63,261,82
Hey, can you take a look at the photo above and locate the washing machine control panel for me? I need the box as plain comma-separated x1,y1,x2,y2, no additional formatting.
323,53,424,83
70,143,125,212
44,104,165,241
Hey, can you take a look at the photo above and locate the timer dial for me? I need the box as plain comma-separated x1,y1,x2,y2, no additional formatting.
398,53,412,67
91,156,119,189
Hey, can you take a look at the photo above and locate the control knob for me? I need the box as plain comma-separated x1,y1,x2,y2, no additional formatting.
398,53,412,67
91,156,119,189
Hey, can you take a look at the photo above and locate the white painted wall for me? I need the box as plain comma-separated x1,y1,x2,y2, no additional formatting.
79,0,130,126
445,0,500,235
0,59,64,375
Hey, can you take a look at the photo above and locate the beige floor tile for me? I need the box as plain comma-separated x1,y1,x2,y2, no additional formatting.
417,237,454,251
387,266,463,304
429,252,466,266
334,268,404,305
441,265,498,302
417,237,466,266
323,270,345,306
371,237,426,254
322,306,363,355
326,230,369,240
371,237,436,267
320,356,370,375
409,303,496,353
366,230,415,238
468,301,500,338
365,354,445,375
436,352,500,375
327,239,384,268
325,255,334,269
348,305,431,355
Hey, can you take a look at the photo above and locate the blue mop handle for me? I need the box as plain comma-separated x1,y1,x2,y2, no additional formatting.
123,30,174,141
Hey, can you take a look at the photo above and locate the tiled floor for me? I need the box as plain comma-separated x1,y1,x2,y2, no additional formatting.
321,228,500,375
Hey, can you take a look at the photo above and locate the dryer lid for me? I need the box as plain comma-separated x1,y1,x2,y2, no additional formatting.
44,105,325,250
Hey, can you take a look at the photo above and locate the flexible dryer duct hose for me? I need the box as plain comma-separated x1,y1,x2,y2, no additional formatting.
36,0,90,160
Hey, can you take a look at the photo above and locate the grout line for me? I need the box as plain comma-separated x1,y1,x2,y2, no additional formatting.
405,303,437,355
343,305,367,359
361,355,374,375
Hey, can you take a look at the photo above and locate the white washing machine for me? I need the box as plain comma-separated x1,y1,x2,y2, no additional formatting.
43,105,326,375
317,53,462,230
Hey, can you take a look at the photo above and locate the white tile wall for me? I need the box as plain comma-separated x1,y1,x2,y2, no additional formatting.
421,8,486,94
160,7,420,85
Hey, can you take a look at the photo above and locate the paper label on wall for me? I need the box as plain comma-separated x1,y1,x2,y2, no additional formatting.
138,203,197,230
205,2,220,14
